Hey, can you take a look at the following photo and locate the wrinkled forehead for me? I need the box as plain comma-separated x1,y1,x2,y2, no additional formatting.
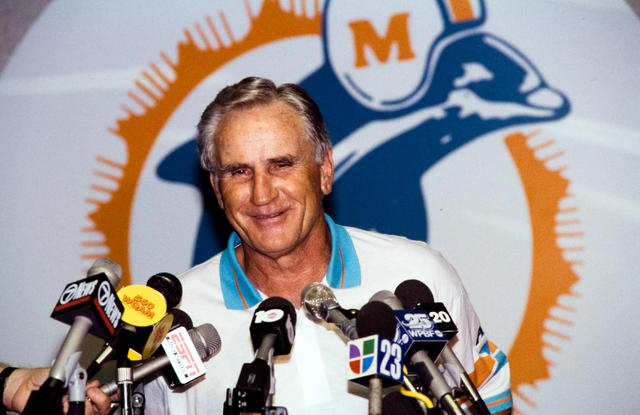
213,101,312,162
216,99,302,136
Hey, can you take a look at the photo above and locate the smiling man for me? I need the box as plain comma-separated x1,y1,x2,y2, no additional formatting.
144,77,512,414
208,97,334,306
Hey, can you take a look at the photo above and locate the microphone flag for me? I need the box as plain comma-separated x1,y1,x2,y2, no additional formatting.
393,310,449,362
50,273,123,339
161,326,207,385
347,334,404,386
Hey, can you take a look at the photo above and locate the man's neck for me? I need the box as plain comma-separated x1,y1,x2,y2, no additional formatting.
236,219,332,308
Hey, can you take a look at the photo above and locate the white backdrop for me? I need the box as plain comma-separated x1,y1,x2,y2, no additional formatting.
1,1,639,413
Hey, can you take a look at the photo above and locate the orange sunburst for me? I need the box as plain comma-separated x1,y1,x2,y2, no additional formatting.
505,131,581,411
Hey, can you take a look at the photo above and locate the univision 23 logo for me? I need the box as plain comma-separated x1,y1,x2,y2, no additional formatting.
347,335,403,384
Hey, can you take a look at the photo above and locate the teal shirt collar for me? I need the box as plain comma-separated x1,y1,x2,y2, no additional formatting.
219,214,361,309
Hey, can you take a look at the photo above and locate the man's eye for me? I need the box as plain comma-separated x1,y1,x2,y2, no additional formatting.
232,168,248,176
275,162,292,169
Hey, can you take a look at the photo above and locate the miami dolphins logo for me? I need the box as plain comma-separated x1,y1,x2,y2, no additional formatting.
85,0,581,411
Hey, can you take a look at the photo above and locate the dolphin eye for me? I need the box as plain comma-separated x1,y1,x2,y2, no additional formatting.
454,62,494,88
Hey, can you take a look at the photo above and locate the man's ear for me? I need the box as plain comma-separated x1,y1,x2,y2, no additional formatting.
210,172,224,209
320,149,334,196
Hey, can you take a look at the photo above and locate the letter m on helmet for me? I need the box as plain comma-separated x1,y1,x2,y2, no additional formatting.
349,13,415,68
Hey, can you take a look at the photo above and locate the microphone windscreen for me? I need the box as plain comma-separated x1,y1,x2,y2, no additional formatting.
356,301,397,340
369,290,404,310
251,296,296,355
258,296,297,327
192,323,222,358
394,279,435,309
87,257,122,287
118,285,167,327
147,272,182,309
300,282,335,322
169,308,193,330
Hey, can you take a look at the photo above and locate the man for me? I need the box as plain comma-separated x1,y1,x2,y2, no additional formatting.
144,77,512,414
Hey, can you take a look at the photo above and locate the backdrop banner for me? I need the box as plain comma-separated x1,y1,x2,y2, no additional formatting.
1,1,638,413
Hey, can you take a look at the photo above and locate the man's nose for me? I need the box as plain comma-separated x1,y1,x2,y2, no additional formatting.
251,172,277,205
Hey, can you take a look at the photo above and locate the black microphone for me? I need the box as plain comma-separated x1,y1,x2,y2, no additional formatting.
146,272,182,310
100,323,221,395
355,301,398,341
250,297,296,357
369,290,464,415
301,282,359,340
227,297,296,414
354,301,403,415
395,279,490,415
24,258,124,415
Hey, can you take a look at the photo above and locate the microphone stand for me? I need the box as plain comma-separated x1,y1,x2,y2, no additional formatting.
224,333,289,415
411,355,465,415
368,377,383,415
23,316,93,415
253,333,289,415
115,326,137,415
117,356,134,415
439,347,490,415
67,364,87,415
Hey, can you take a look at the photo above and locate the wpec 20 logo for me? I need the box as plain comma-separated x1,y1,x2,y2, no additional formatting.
89,1,581,411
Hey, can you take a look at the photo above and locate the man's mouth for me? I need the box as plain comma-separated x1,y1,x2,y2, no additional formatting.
254,211,284,220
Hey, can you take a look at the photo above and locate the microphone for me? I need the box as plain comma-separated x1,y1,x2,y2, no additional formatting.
117,282,169,328
23,258,124,415
141,308,195,390
146,272,182,310
250,296,296,357
50,258,124,368
355,300,428,415
141,308,193,360
227,297,296,414
395,280,490,415
368,290,404,310
355,301,398,341
351,301,404,415
370,290,448,362
100,323,221,395
87,272,181,377
301,282,359,340
113,275,178,413
368,290,464,415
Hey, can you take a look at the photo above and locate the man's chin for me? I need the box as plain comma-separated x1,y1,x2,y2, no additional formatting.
241,235,295,258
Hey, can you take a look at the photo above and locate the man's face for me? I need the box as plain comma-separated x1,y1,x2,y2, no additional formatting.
210,100,333,259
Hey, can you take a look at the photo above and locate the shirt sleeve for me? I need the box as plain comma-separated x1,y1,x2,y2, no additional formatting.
437,257,512,413
466,328,513,413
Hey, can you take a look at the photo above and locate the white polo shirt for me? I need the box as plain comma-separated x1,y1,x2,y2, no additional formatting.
144,215,511,414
